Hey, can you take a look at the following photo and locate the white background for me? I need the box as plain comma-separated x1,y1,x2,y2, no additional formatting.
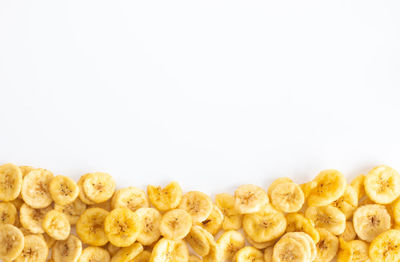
1,1,400,195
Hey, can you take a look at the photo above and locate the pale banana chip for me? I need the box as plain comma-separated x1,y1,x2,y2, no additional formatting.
160,208,192,240
215,193,242,231
185,225,213,257
270,182,305,213
77,174,96,205
0,163,23,201
52,234,82,262
234,246,263,262
234,184,268,214
54,198,87,225
149,238,189,262
305,205,346,235
0,202,17,225
76,207,109,246
217,230,245,261
15,234,48,262
49,175,79,205
267,177,293,198
21,168,53,208
82,172,116,203
42,210,71,240
20,203,53,234
337,238,370,262
179,191,213,223
111,187,149,212
285,213,320,243
314,228,339,262
273,237,308,262
353,204,391,242
0,224,24,261
364,165,400,204
136,207,162,246
111,242,143,262
369,229,400,261
331,186,358,219
199,205,223,235
79,246,111,262
104,207,142,247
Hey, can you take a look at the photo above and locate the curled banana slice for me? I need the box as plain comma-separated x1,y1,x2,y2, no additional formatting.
147,182,182,212
111,242,143,262
0,202,17,225
200,205,223,235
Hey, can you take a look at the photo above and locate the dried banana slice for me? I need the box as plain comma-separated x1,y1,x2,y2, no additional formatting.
160,208,192,240
77,174,96,205
133,250,152,262
20,203,52,234
79,246,111,262
264,247,273,262
350,174,366,201
147,182,182,212
270,182,305,213
54,198,87,225
189,255,202,262
234,184,268,214
353,204,391,242
76,207,109,246
111,187,149,212
111,242,143,262
234,246,263,262
369,229,400,261
202,230,221,262
365,165,400,204
267,177,293,198
0,224,24,261
273,237,308,262
339,221,356,241
245,232,276,249
331,186,358,219
305,206,346,235
285,213,320,243
52,234,82,262
282,232,317,261
0,163,22,201
215,193,242,231
49,175,79,205
185,225,213,256
82,172,116,203
243,206,286,242
104,207,142,247
337,238,370,262
15,234,48,262
200,205,223,235
217,230,245,261
179,191,213,223
19,165,34,178
0,202,17,225
149,238,189,262
136,207,162,246
21,168,53,208
314,228,339,262
42,210,71,240
307,169,346,207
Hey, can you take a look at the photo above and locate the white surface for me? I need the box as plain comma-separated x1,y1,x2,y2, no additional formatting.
1,0,400,194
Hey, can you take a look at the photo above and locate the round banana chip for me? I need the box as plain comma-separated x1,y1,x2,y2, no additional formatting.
267,177,293,198
369,229,400,261
353,204,391,242
339,221,357,241
185,225,213,256
179,191,213,223
215,193,243,231
104,207,142,247
273,237,308,262
111,242,143,262
54,198,87,225
0,202,17,225
217,230,245,261
305,205,346,235
0,163,23,201
147,182,182,212
42,210,71,240
264,246,273,262
282,232,317,261
79,246,111,262
307,169,347,207
77,174,96,205
243,206,286,242
52,234,82,262
285,213,320,243
21,168,53,208
331,186,358,219
20,203,53,234
136,207,162,246
150,238,189,262
364,165,400,204
15,234,48,262
111,187,149,212
337,238,370,262
49,175,79,205
234,246,264,262
0,224,24,261
234,184,268,214
76,207,109,246
270,182,305,213
160,208,192,240
200,204,223,235
314,228,339,262
82,172,116,204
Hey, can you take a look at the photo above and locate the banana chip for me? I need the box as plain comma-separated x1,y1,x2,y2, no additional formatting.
79,246,111,262
76,207,109,246
21,168,53,208
234,184,268,214
273,236,308,262
337,238,370,262
179,191,213,223
200,205,223,235
270,182,305,213
305,205,346,235
150,238,189,262
339,221,357,241
148,182,182,212
353,204,391,242
215,193,242,231
314,228,339,262
285,212,320,243
49,175,79,205
52,234,82,262
185,225,213,256
0,163,23,201
369,229,400,261
43,210,71,240
365,165,400,204
0,224,24,261
217,230,245,261
82,172,116,204
234,246,264,262
20,203,52,234
136,207,162,246
15,234,48,262
111,187,149,212
54,198,87,225
0,202,17,225
160,209,192,240
111,242,143,262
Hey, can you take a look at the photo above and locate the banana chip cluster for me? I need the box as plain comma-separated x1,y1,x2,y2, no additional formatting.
1,163,400,261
